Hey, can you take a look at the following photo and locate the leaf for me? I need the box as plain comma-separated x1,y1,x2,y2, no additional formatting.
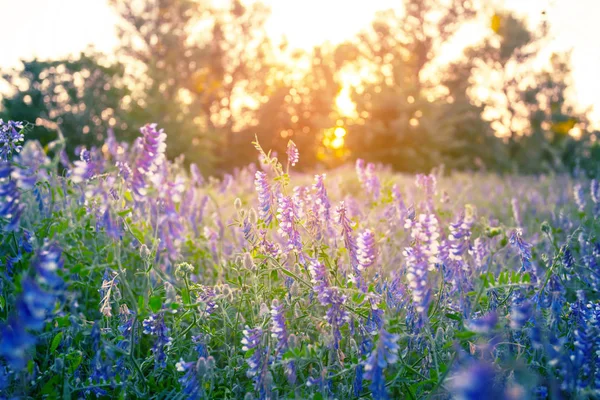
50,332,64,353
149,296,162,313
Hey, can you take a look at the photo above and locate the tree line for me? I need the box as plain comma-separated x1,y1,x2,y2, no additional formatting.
2,0,598,176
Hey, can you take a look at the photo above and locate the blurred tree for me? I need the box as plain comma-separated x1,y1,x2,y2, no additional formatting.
464,12,592,173
0,49,142,158
343,0,480,171
110,0,274,172
245,44,344,170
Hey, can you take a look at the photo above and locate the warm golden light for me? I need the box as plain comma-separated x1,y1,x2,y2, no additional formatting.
323,126,347,152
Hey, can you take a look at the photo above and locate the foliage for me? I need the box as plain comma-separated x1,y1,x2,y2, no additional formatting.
0,50,145,160
1,122,600,398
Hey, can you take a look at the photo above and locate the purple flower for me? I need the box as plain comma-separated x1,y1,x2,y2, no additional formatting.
270,299,288,354
276,194,302,253
16,279,56,330
142,313,173,369
466,311,498,334
364,329,400,400
176,359,203,399
312,174,331,223
0,162,24,231
11,141,50,190
416,174,436,212
308,260,349,348
574,183,586,212
241,325,269,397
286,140,299,167
335,201,358,274
131,123,167,198
509,300,532,329
357,229,376,271
449,360,501,400
0,319,36,369
33,242,65,290
509,229,536,279
255,171,274,225
0,119,24,162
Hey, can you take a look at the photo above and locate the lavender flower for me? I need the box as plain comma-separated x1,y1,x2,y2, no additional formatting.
364,329,400,400
449,361,501,400
0,162,24,231
509,229,536,280
276,194,302,253
312,174,331,223
255,171,274,224
0,119,24,162
270,299,288,354
286,140,299,167
242,326,270,398
131,123,167,198
336,201,358,274
143,313,173,369
357,229,376,271
574,183,586,212
308,260,349,348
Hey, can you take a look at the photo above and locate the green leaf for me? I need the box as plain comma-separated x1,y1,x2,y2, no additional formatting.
149,296,162,313
50,332,64,353
124,191,133,202
445,312,462,322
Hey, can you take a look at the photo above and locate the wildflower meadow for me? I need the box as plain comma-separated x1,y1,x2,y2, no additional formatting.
1,119,600,399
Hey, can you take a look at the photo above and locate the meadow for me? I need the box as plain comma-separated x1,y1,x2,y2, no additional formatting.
1,120,599,399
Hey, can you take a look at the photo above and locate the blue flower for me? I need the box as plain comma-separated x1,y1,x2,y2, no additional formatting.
255,171,274,224
142,313,173,369
0,162,24,231
0,119,24,162
0,319,36,369
364,329,400,400
276,194,302,253
449,360,501,400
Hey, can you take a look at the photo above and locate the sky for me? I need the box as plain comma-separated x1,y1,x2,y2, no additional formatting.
1,0,599,124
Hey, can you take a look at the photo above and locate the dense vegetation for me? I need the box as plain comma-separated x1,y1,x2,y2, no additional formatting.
1,120,599,398
1,0,599,176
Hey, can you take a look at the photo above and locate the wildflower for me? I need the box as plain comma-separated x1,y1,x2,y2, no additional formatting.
308,260,349,348
364,328,400,400
312,174,331,223
509,300,532,329
143,313,173,369
509,230,536,280
0,162,24,231
449,360,501,400
131,123,167,198
0,319,36,369
255,171,274,224
276,194,302,253
11,140,50,190
574,183,586,212
242,326,269,396
336,201,358,273
286,140,299,167
364,163,381,201
357,229,376,271
33,242,65,290
270,299,288,353
0,119,24,161
176,359,203,399
416,174,436,212
466,311,498,334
